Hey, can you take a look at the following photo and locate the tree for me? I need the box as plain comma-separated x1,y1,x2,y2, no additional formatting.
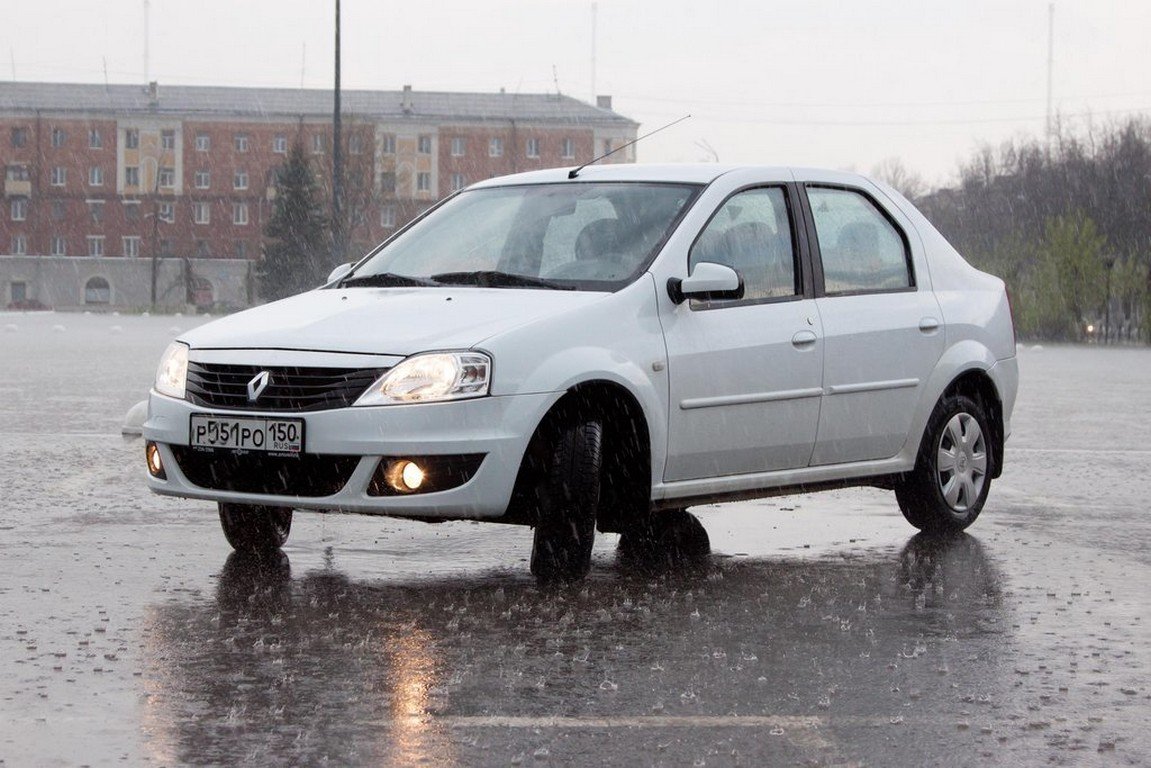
258,142,330,301
871,157,928,202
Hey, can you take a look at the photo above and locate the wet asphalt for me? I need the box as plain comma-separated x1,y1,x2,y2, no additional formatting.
0,312,1148,767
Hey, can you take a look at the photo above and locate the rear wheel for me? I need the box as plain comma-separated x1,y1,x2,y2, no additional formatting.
218,502,293,553
530,420,603,583
895,394,992,533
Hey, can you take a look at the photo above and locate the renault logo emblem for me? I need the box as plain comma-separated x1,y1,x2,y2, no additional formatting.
247,371,271,402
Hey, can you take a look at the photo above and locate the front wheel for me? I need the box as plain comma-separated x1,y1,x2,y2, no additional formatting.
218,502,293,553
530,420,603,583
895,394,993,533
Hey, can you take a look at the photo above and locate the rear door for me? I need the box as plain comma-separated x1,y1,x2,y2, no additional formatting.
799,179,944,465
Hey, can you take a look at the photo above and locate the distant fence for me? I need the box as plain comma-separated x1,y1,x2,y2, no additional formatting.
1,255,254,311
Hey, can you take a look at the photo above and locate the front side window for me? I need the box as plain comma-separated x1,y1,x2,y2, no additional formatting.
689,186,799,304
806,186,912,293
347,182,700,292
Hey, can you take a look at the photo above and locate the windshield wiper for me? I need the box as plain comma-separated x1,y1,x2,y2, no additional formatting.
428,270,574,290
339,272,440,288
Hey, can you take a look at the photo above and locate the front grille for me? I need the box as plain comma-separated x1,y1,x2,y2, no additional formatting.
186,362,386,412
171,446,359,497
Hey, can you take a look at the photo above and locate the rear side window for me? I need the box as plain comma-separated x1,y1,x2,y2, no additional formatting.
689,186,799,304
807,186,912,293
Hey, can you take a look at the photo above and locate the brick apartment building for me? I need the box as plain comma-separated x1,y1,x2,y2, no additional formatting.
0,81,637,309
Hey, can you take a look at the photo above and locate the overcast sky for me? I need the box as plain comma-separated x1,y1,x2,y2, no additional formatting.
4,0,1150,187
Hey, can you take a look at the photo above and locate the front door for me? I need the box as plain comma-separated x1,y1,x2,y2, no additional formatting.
661,184,824,482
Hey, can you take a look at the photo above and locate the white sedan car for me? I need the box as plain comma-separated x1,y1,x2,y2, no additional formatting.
144,164,1018,580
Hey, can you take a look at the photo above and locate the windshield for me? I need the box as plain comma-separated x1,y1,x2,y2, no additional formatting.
344,182,701,291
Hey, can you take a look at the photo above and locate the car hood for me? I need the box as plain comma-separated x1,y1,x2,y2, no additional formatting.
181,287,606,356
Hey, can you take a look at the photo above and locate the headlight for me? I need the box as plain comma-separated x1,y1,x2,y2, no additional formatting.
355,351,490,406
154,342,189,399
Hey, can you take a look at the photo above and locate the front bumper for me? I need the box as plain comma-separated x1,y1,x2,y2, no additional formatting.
143,390,557,519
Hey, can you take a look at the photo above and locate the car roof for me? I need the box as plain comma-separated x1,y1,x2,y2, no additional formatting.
468,163,874,188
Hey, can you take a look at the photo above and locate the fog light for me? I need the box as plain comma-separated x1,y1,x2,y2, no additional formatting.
385,459,425,493
145,441,166,479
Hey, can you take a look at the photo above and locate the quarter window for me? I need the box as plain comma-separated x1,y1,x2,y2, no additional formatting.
806,186,912,293
689,186,799,303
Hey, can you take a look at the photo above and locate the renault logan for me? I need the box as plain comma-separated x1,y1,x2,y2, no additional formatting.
144,164,1018,580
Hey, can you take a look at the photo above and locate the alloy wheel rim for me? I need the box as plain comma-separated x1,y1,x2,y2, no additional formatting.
936,413,987,513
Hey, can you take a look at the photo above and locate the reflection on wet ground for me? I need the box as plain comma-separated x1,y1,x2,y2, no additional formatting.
2,314,1150,766
140,534,1006,766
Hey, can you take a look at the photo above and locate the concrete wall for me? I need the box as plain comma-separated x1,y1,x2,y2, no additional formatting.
1,255,253,311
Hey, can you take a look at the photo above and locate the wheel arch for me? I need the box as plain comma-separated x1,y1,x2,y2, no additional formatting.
503,378,653,533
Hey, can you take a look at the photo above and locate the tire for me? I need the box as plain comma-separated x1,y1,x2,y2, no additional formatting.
618,508,711,574
530,420,603,583
895,394,993,533
218,502,293,553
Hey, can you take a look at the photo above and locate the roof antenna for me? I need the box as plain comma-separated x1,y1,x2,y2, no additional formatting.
568,114,690,179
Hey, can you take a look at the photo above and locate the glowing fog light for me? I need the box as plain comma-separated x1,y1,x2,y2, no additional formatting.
385,459,426,492
145,441,166,479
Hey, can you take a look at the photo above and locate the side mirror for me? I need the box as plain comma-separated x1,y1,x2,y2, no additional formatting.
667,262,744,305
326,262,354,285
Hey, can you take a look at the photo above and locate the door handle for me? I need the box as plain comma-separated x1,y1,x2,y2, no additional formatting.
918,317,940,333
791,330,818,347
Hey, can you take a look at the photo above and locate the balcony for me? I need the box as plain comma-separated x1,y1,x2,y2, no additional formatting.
4,179,31,197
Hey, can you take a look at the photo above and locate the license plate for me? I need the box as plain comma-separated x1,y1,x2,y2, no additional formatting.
189,414,305,454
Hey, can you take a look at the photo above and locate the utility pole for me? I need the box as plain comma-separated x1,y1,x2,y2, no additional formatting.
590,2,598,103
332,0,344,263
1045,2,1054,143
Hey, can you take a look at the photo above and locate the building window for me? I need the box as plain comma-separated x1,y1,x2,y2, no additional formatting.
161,129,175,150
11,127,28,148
51,128,66,148
125,166,141,187
450,173,466,192
51,200,65,222
89,167,104,187
561,138,575,159
87,236,105,257
194,170,210,189
158,202,174,223
158,167,175,188
6,164,29,181
234,241,248,259
381,134,396,154
602,139,613,155
195,240,210,257
418,134,432,154
489,137,504,157
526,138,540,158
451,137,465,157
195,133,210,152
233,202,249,225
84,276,110,304
50,167,67,186
380,204,396,228
88,201,104,224
312,134,326,154
124,202,140,223
193,202,210,225
379,171,396,193
10,198,27,222
273,134,287,153
349,134,363,154
235,133,249,152
11,235,27,255
51,236,66,256
159,238,173,256
89,129,103,149
233,170,249,190
10,281,27,302
123,236,140,258
416,172,432,192
125,129,139,149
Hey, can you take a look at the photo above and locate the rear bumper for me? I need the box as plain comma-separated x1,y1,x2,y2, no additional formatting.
143,390,557,519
